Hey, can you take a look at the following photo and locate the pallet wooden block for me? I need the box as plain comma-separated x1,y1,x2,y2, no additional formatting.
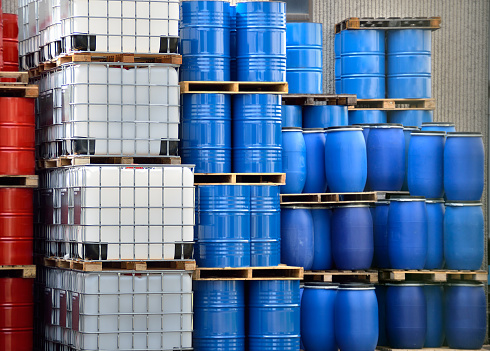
38,156,181,169
193,265,304,280
179,81,288,94
0,175,38,188
348,98,436,111
43,257,196,272
0,72,39,98
0,265,36,278
280,192,377,205
194,173,286,185
335,16,441,33
379,270,488,283
282,94,357,106
304,270,379,283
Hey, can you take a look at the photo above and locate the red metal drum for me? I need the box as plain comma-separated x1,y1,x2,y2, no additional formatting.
2,14,18,39
0,188,33,265
0,98,35,175
0,278,34,351
0,2,4,70
2,14,18,82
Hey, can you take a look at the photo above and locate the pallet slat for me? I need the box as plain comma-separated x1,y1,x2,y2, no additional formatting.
38,156,181,169
194,173,286,185
280,192,377,205
0,265,36,278
193,265,303,280
349,98,436,111
379,269,488,282
282,94,357,106
180,81,288,94
0,175,38,188
335,16,441,33
43,257,196,272
0,72,39,97
304,270,378,283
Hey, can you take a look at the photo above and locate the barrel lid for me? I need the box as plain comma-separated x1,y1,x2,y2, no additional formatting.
446,132,482,137
282,127,303,131
302,128,325,133
304,282,339,289
368,123,403,129
445,201,482,207
385,282,424,287
375,200,390,205
389,196,426,202
425,198,445,204
446,281,484,287
338,283,375,290
326,126,363,132
410,130,446,136
422,122,455,127
281,205,312,210
335,203,372,208
352,123,373,128
403,126,420,131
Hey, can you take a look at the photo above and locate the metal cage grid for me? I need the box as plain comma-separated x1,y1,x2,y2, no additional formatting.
36,165,195,261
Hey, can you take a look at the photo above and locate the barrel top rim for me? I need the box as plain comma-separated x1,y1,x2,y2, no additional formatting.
304,282,339,289
403,126,421,130
425,198,445,203
447,132,482,137
335,204,371,208
338,283,375,290
375,200,391,205
326,126,363,132
445,201,482,207
281,205,313,209
302,128,326,133
385,282,425,287
368,123,404,129
282,127,303,131
410,130,446,136
446,281,485,287
422,122,455,126
389,196,426,202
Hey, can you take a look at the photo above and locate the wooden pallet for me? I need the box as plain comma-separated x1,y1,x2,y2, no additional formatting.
193,265,303,280
194,173,285,185
0,72,38,98
28,61,57,77
335,16,441,33
280,192,377,205
0,265,36,278
38,156,181,169
375,191,410,200
282,94,357,106
43,257,196,272
379,270,488,282
348,98,436,111
304,270,378,283
0,175,38,188
57,52,182,65
179,81,288,94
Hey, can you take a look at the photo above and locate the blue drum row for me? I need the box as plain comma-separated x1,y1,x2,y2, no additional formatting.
376,282,486,350
193,280,300,351
181,93,282,174
195,185,281,268
181,1,286,82
348,110,434,127
282,104,349,129
282,199,484,271
336,29,432,99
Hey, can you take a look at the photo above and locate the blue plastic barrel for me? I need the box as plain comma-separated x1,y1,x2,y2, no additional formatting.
196,185,250,267
299,285,304,350
250,185,281,267
303,105,348,129
335,33,342,93
301,283,338,351
331,205,373,270
401,126,420,191
408,131,445,198
181,94,231,173
366,124,405,191
348,110,387,125
303,129,327,193
193,280,245,350
180,0,230,81
341,29,385,99
286,22,323,94
444,132,484,201
421,122,456,133
236,1,286,82
248,280,300,350
282,105,302,128
444,201,484,270
425,199,445,269
354,124,372,142
229,5,237,81
389,110,433,127
386,283,427,349
375,284,388,346
445,282,486,349
280,206,314,270
424,284,445,348
325,127,367,192
281,128,306,194
373,201,390,269
335,284,379,351
387,29,431,98
233,94,282,173
388,198,427,269
311,208,333,270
